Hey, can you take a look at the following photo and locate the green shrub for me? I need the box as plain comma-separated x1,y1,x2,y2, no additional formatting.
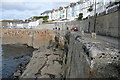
32,16,49,20
88,6,93,12
42,20,48,23
114,1,120,5
78,13,83,20
43,16,49,20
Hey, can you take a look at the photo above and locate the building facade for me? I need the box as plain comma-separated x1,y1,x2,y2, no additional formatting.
41,0,119,21
1,20,21,29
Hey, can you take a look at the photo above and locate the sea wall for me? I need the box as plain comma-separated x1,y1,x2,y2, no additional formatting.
36,23,55,30
1,29,55,48
63,31,120,78
11,30,120,79
56,10,119,38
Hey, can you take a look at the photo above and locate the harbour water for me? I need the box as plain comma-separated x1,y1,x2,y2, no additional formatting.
0,44,2,79
1,44,34,78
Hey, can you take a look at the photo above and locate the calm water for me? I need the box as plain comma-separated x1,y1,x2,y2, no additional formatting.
1,44,34,78
0,45,2,79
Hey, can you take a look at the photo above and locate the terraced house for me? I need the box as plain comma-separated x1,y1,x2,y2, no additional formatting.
41,0,120,21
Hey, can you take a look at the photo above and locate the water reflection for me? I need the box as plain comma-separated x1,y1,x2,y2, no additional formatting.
2,44,34,78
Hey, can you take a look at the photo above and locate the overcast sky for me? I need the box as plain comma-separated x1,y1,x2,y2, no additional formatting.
0,0,80,20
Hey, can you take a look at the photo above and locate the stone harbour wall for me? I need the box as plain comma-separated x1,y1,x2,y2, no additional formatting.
1,29,55,48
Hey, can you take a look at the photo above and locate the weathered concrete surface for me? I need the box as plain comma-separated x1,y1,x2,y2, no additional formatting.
63,32,90,78
21,46,64,78
1,29,55,48
19,32,65,78
63,31,120,78
37,23,55,30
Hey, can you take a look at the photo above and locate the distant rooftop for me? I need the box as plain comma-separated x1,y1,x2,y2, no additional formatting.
2,20,22,22
41,10,52,15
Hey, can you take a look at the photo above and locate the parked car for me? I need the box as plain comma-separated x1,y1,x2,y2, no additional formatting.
71,27,78,31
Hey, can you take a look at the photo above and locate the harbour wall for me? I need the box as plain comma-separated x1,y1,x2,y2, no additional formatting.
62,31,120,78
1,29,55,49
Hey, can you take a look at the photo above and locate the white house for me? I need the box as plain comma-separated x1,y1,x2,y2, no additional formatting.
1,20,21,29
17,23,24,28
62,7,68,20
75,2,80,18
41,0,119,21
27,19,43,29
67,5,74,20
48,12,52,21
64,6,69,19
51,9,55,20
55,9,60,20
59,7,67,20
54,9,60,20
17,22,29,29
70,3,76,20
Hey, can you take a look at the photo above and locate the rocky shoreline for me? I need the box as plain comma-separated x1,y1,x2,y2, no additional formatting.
12,34,64,79
13,53,33,78
2,30,120,79
2,44,35,78
20,39,64,78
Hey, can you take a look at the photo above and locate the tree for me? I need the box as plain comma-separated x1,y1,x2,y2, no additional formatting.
78,13,83,20
42,16,49,20
114,1,120,5
88,6,93,12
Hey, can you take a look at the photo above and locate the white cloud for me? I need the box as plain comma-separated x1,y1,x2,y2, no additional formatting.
1,2,43,11
2,9,41,20
1,1,71,20
1,0,79,3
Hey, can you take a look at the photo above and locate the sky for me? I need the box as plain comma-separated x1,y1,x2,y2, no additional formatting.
0,0,80,20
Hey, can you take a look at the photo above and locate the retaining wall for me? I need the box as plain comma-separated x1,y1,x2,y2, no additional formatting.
56,10,119,38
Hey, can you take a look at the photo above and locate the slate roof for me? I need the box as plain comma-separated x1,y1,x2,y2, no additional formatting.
41,10,52,15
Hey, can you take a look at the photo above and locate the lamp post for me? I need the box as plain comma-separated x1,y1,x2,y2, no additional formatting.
92,0,97,39
93,0,97,33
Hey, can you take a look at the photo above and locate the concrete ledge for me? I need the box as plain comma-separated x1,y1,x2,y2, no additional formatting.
63,32,120,78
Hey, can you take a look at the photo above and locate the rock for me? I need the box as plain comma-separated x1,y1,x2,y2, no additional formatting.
37,75,50,78
89,46,104,58
13,55,24,59
21,52,47,78
48,54,59,61
53,48,57,51
35,73,42,78
14,72,21,77
44,50,52,56
41,61,62,76
20,40,64,78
